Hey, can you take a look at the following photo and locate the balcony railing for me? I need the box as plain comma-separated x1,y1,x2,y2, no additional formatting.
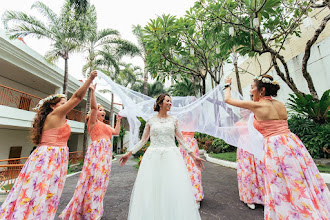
0,151,83,193
0,84,85,123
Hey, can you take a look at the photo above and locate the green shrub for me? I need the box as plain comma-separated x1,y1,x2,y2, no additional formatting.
210,138,236,153
288,115,330,158
133,142,150,158
287,90,330,124
195,132,214,150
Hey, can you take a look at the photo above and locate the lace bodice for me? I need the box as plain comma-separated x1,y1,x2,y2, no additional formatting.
131,116,192,154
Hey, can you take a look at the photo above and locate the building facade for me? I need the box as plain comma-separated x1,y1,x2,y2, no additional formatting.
0,29,120,160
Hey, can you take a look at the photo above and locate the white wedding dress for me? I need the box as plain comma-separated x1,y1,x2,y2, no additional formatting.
128,116,201,220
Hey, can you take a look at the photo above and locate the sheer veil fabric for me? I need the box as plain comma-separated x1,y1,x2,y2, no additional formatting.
97,71,264,160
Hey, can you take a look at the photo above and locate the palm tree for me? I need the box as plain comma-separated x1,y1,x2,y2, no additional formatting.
148,81,167,98
80,5,139,159
131,81,167,98
169,78,200,96
132,25,148,95
2,1,88,95
116,63,143,88
69,0,88,14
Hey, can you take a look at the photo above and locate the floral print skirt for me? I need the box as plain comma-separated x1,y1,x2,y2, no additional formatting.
263,133,330,219
59,139,112,220
179,137,204,202
0,145,68,220
237,148,265,205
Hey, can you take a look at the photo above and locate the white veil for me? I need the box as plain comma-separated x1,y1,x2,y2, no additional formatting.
97,71,264,160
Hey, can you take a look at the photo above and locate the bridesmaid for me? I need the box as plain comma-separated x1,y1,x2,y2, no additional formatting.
0,71,97,220
179,131,204,209
225,75,330,219
236,110,265,210
59,83,121,220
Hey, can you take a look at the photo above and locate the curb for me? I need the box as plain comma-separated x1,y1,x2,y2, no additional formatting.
204,153,330,184
204,153,237,169
66,171,82,178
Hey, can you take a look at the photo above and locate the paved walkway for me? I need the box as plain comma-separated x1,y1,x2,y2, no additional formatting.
55,157,265,220
1,156,329,219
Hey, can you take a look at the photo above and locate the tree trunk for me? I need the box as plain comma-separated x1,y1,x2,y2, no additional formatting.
234,63,243,95
82,89,91,160
233,51,243,95
63,57,69,95
271,55,304,96
109,92,114,127
143,59,148,95
191,75,196,97
202,77,206,95
301,14,330,100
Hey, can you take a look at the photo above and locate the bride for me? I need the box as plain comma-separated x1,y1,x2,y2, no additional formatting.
119,94,204,220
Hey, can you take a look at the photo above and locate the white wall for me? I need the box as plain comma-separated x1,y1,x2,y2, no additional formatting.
0,128,34,159
211,36,330,104
0,75,49,98
270,36,330,103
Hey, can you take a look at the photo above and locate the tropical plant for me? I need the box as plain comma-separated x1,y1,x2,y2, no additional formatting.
131,81,167,98
169,77,200,96
80,4,140,158
210,139,236,153
195,0,330,100
69,0,88,14
2,0,90,95
132,24,148,95
288,115,330,158
195,132,215,151
144,14,230,94
287,89,330,124
115,63,143,88
118,125,126,151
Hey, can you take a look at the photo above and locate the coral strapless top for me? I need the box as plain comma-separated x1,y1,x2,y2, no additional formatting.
40,122,71,147
182,131,195,138
253,119,291,138
88,120,113,141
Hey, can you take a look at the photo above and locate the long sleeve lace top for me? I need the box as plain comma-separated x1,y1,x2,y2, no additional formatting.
130,116,193,154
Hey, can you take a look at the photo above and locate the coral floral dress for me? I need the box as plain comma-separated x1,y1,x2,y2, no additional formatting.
236,120,265,205
59,120,113,220
255,97,330,219
179,132,204,202
0,122,70,220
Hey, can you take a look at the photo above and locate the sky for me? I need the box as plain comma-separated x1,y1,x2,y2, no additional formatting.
0,0,196,81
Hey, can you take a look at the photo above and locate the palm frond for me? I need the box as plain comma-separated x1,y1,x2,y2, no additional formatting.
44,48,62,63
109,38,141,58
2,11,50,39
31,1,59,27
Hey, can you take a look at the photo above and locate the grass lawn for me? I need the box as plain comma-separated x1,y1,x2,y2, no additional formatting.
316,165,330,173
2,183,14,191
209,152,330,173
209,152,237,162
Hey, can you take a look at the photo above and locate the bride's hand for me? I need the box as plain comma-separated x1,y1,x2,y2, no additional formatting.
119,151,132,166
190,153,205,171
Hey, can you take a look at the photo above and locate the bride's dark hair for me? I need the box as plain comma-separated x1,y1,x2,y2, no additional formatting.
154,94,170,111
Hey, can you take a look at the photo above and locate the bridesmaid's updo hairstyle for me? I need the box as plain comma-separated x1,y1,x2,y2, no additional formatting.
154,94,171,111
254,74,280,97
31,95,64,145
